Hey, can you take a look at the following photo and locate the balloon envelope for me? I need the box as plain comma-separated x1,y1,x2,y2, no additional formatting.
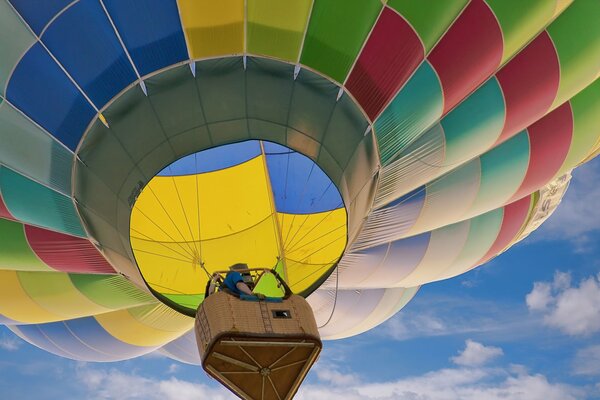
0,0,598,362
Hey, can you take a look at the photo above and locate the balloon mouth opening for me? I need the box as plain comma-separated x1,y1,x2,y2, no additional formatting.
129,140,348,313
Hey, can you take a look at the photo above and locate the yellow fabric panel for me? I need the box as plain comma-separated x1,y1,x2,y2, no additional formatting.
279,208,347,266
131,216,280,295
16,271,110,319
553,0,574,18
248,0,312,31
131,156,272,242
177,0,244,58
0,270,62,323
199,214,280,271
285,260,331,294
95,304,193,347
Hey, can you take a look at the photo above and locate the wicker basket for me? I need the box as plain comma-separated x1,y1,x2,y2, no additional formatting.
195,292,322,400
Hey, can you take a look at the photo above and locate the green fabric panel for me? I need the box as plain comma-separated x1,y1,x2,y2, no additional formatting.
0,103,72,195
0,167,86,237
70,274,156,310
485,0,555,63
547,0,600,107
560,78,600,174
441,78,505,165
387,0,468,52
0,218,51,272
254,275,284,297
146,65,205,140
288,68,339,144
247,0,313,62
246,58,295,126
453,207,503,268
161,293,204,310
300,0,383,83
322,94,369,171
470,131,530,214
0,2,35,95
375,61,443,165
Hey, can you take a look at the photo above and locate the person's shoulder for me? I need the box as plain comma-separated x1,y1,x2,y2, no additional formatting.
227,271,243,282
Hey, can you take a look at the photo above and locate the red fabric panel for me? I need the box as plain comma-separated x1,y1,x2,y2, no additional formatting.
25,225,116,274
478,196,532,264
346,7,424,120
427,0,503,114
496,32,560,144
510,103,573,201
0,192,15,220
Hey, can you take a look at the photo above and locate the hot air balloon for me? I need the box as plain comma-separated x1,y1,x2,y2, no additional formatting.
0,0,599,398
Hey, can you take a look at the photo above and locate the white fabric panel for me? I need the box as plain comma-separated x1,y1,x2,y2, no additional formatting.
351,188,425,251
158,329,201,365
437,208,503,281
337,287,419,339
375,124,446,208
308,287,419,340
334,233,430,289
397,219,471,287
407,158,482,236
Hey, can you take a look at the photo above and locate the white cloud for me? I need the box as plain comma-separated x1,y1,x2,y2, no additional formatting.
167,363,179,374
573,345,600,376
297,365,583,400
451,340,503,367
0,335,21,351
526,272,600,336
76,366,230,400
74,340,589,400
376,295,537,342
535,159,600,249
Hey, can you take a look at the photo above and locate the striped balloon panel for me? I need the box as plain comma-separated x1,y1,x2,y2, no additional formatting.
333,195,533,289
0,167,85,237
308,286,419,340
7,303,192,361
373,0,600,179
376,71,600,212
159,329,201,365
0,218,114,274
0,271,154,324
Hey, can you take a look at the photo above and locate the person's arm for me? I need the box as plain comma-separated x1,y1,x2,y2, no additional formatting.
235,281,254,296
235,282,266,299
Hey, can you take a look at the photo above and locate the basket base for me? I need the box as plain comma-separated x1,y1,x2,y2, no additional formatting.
202,334,322,400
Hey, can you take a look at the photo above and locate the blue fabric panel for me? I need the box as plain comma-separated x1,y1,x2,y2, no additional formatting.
8,0,72,35
386,185,426,209
266,150,343,214
6,43,96,151
158,140,261,176
263,141,290,154
387,232,430,273
68,316,153,359
24,321,117,362
11,324,73,359
102,0,189,76
40,0,137,107
160,329,201,365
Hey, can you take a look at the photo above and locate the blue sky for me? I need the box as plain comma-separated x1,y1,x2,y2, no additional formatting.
2,156,600,399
